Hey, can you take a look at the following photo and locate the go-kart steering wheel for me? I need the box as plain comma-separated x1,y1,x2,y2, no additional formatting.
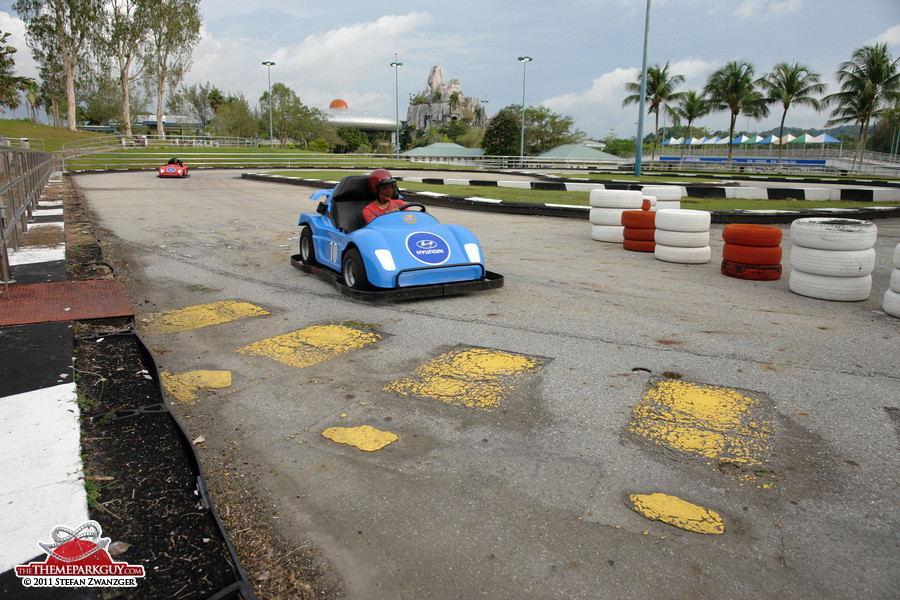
400,202,427,212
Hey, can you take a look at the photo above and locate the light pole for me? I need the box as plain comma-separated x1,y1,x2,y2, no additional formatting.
262,60,275,147
633,0,651,177
518,56,532,168
390,53,402,159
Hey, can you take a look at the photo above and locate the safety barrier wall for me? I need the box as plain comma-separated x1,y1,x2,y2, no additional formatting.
0,148,56,285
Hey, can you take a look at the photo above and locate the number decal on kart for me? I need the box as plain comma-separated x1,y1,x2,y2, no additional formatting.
329,241,338,264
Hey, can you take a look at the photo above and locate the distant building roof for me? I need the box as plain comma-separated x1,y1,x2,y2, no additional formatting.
537,144,621,161
402,142,484,157
325,99,397,132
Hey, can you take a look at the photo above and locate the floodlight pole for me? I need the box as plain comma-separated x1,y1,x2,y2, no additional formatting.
518,56,532,168
262,61,275,148
391,54,403,159
633,0,651,177
888,123,900,157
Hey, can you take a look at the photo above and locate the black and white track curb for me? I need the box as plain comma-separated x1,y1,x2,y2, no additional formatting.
242,172,900,223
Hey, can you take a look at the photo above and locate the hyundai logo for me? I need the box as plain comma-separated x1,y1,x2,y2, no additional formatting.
416,239,437,250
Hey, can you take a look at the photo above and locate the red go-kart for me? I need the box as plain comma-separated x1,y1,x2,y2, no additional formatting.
158,158,188,177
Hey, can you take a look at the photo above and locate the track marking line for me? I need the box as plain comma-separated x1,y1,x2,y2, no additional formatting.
160,370,233,404
237,324,380,368
384,347,541,411
145,300,269,334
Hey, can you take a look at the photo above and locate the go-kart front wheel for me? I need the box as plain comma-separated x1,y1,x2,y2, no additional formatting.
299,226,317,265
342,247,371,290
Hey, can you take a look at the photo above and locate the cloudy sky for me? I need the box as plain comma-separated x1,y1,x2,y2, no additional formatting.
2,0,899,139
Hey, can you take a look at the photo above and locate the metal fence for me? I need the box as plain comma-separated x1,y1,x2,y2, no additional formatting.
0,147,57,292
56,135,899,178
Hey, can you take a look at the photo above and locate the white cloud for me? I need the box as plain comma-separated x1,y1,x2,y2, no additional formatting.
668,58,718,84
186,11,431,115
542,67,639,138
736,0,803,20
0,11,38,79
872,24,900,46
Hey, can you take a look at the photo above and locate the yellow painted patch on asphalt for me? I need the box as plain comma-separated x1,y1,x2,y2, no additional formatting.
627,380,774,478
629,492,725,535
161,370,233,404
146,301,269,334
384,348,541,410
322,425,398,451
237,324,379,368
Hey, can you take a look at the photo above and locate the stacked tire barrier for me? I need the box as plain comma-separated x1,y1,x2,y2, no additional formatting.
589,189,645,243
640,185,682,211
788,217,877,302
653,209,712,264
883,242,900,317
721,224,783,281
622,209,656,253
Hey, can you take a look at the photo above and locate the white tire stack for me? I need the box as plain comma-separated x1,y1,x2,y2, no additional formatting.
788,218,877,302
641,185,682,211
653,209,712,264
883,242,900,317
589,189,644,243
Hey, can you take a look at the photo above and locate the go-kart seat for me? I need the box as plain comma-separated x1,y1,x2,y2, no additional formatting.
330,175,373,232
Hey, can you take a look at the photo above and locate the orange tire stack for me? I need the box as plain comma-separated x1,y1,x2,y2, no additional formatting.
721,223,783,280
621,210,656,253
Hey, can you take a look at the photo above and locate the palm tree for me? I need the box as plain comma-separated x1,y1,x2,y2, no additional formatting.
25,79,40,123
623,62,685,159
825,43,900,168
671,90,710,163
703,60,769,164
759,62,825,165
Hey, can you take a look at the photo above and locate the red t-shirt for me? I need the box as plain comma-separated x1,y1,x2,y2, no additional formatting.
363,199,406,223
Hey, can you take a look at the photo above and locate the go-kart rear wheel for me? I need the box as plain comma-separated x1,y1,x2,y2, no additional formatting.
342,247,371,290
299,226,317,265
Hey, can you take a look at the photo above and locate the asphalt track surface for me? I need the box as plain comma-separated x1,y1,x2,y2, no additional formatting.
75,169,900,599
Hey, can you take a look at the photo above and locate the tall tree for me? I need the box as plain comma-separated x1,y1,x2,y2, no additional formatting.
825,43,900,167
671,90,710,163
103,0,151,135
37,60,64,126
0,31,33,114
208,86,224,113
260,82,301,148
211,93,257,138
15,0,102,130
182,81,216,126
703,60,769,164
523,104,585,154
24,79,40,122
623,62,685,159
481,108,521,157
759,62,824,165
143,0,201,139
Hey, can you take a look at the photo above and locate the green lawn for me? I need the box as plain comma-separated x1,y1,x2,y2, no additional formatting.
266,170,900,211
0,119,108,151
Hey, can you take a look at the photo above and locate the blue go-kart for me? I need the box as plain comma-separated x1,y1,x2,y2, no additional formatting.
291,172,503,300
